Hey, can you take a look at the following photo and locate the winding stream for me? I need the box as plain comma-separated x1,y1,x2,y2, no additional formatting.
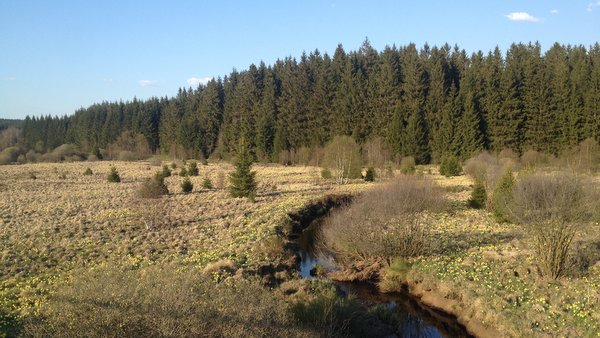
296,217,473,338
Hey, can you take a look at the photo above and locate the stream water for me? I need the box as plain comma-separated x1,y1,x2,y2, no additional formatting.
297,218,472,338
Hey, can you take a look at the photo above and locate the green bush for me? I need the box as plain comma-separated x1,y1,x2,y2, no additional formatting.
137,172,169,198
83,167,93,176
170,162,177,169
202,177,213,189
400,156,416,175
181,177,193,193
107,167,121,183
161,164,172,177
439,155,462,177
492,168,514,222
179,167,188,176
320,168,332,180
188,161,199,176
229,140,257,201
469,179,487,209
363,167,376,182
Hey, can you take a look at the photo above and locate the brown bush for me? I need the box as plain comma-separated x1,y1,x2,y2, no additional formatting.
323,135,362,184
560,138,600,173
399,156,416,174
323,176,446,263
136,172,169,199
0,126,21,150
498,148,520,169
464,151,499,182
509,172,595,278
106,131,152,161
41,144,86,162
0,146,22,165
362,136,391,169
520,150,548,168
464,151,511,209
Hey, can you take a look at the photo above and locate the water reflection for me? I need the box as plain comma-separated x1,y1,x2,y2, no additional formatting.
297,219,471,338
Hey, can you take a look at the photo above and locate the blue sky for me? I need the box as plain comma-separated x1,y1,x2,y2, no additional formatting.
1,0,599,119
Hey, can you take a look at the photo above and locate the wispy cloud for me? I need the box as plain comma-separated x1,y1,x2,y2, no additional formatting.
505,12,541,22
587,0,600,11
550,9,559,14
139,79,157,87
102,78,113,83
3,77,16,81
187,76,211,87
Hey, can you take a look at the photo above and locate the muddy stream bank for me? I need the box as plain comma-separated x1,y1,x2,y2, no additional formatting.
283,195,474,338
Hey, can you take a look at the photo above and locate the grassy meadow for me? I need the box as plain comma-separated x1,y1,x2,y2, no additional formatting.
0,159,599,337
0,160,371,336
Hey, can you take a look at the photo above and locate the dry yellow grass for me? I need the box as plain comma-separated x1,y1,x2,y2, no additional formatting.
0,161,371,286
2,161,598,337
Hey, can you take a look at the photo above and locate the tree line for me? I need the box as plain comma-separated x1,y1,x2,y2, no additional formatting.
19,40,600,163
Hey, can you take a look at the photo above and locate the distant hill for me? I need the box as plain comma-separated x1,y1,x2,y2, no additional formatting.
0,119,23,131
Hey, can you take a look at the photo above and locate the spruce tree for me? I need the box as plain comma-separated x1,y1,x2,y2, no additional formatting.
403,109,430,164
229,139,257,201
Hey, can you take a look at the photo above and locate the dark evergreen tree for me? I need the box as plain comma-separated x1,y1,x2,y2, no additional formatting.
17,41,598,166
229,139,257,201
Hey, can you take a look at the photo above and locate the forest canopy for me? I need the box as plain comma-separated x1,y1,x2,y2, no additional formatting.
16,40,600,163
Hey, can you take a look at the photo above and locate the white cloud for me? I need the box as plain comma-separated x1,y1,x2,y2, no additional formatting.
550,9,559,14
187,76,211,87
505,12,541,22
139,79,157,87
102,78,113,83
587,0,600,11
3,76,15,81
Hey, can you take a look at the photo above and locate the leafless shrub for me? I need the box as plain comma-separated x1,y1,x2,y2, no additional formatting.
0,127,21,150
509,172,595,278
40,144,86,162
106,131,152,161
520,150,549,168
25,150,41,163
148,156,162,166
362,136,391,169
464,151,499,182
323,135,362,185
498,148,520,168
294,146,312,166
400,156,416,175
216,170,227,189
560,138,600,173
464,151,511,209
132,195,169,230
323,176,446,263
278,149,292,165
0,146,21,164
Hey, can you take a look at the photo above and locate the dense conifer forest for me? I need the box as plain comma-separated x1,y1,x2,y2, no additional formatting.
0,119,22,131
19,40,600,163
